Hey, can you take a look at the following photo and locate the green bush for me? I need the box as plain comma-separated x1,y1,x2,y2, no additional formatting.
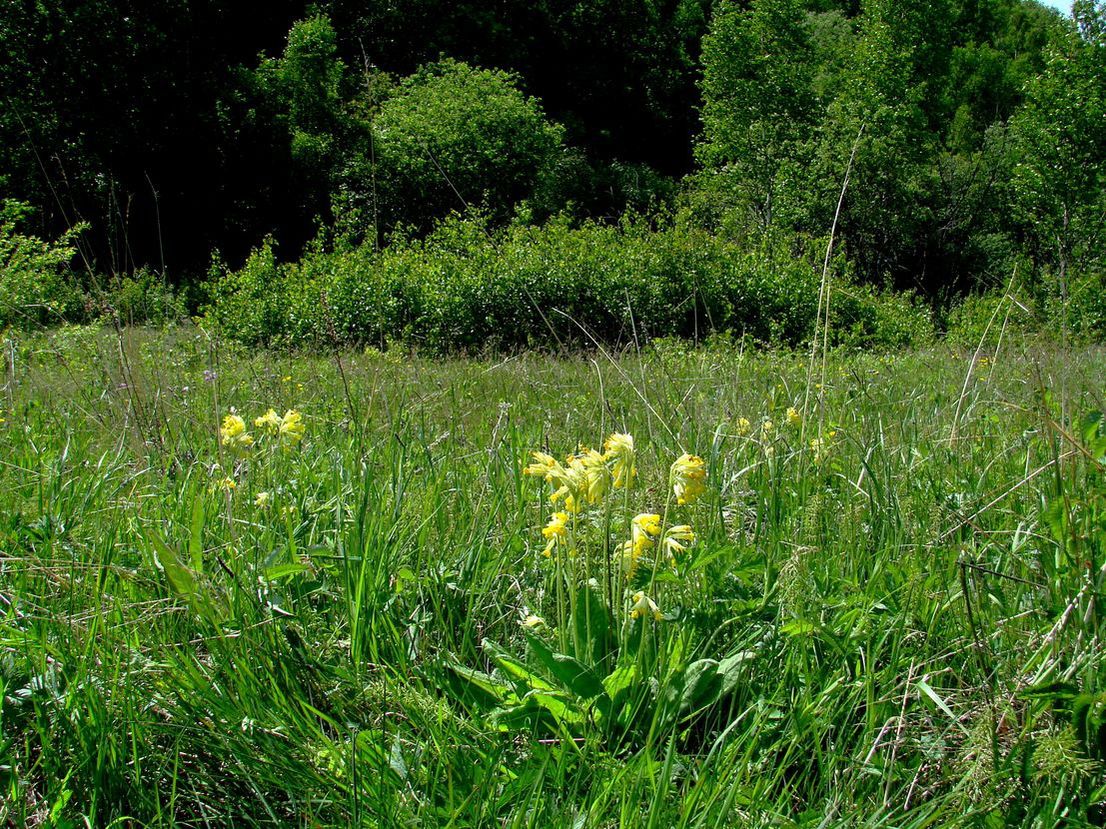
99,269,187,326
945,289,1035,346
206,217,935,354
0,200,86,328
370,60,565,231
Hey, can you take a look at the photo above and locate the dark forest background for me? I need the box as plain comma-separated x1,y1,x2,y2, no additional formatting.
1,0,1104,341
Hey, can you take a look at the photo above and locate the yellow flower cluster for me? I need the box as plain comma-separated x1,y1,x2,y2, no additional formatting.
670,453,707,506
524,432,636,513
219,408,305,452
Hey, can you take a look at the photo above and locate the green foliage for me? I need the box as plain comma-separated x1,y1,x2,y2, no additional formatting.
100,269,187,326
369,60,565,232
205,216,933,353
0,200,85,328
3,330,1106,824
1008,6,1106,283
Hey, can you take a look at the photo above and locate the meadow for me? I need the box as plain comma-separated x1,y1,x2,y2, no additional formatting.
1,326,1105,827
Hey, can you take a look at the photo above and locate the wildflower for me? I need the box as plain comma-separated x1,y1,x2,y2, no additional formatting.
254,409,282,436
524,451,563,481
670,453,707,505
520,614,545,629
574,448,611,504
761,419,775,437
630,591,663,621
542,511,570,557
603,432,636,488
279,410,305,446
809,438,824,462
220,414,254,451
786,407,801,427
550,462,588,513
735,417,751,436
254,491,272,509
217,476,237,492
662,525,695,560
619,539,643,574
632,513,661,544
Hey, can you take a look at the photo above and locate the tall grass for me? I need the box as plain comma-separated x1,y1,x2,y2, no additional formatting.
1,326,1104,827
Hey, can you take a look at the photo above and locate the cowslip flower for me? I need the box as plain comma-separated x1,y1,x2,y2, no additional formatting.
662,525,695,560
632,513,661,546
216,476,237,492
520,614,545,629
254,491,272,509
630,591,663,621
541,511,570,557
786,407,801,427
603,432,636,488
524,451,563,481
670,453,707,505
761,419,775,437
220,414,254,451
254,409,282,436
279,410,305,446
573,448,611,505
735,417,751,436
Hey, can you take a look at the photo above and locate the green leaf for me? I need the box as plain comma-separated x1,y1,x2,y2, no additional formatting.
525,632,606,701
679,659,723,715
917,679,969,737
717,650,754,698
571,582,612,668
188,494,205,574
482,639,556,691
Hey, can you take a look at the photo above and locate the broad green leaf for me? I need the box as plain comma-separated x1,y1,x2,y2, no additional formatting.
571,582,611,667
679,658,722,715
483,639,556,691
525,632,606,701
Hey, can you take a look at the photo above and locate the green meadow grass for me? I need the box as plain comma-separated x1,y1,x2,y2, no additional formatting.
1,326,1104,827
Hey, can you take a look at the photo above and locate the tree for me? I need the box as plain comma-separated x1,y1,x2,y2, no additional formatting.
367,60,564,232
1008,1,1106,292
696,0,818,234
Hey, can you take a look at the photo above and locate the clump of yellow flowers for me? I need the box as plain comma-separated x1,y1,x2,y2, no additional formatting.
524,433,706,632
218,408,304,454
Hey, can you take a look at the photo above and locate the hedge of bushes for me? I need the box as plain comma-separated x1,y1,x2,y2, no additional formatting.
205,216,934,353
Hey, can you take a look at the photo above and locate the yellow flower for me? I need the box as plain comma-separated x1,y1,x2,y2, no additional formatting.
761,419,775,437
254,409,282,436
632,513,661,544
217,476,237,492
574,448,611,505
220,413,254,451
735,417,751,436
541,511,570,557
630,591,662,621
550,462,588,512
254,491,272,509
670,453,707,505
279,410,305,446
524,451,563,480
603,432,636,488
662,525,695,560
618,539,642,574
786,407,801,427
521,614,545,629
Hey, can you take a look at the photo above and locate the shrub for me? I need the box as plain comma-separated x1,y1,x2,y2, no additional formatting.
0,200,86,328
206,217,935,354
370,60,565,232
100,269,186,326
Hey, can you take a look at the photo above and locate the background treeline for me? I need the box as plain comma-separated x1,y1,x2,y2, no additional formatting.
1,0,1104,347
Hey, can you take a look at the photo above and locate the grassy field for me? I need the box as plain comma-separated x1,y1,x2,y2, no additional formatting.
1,326,1105,827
